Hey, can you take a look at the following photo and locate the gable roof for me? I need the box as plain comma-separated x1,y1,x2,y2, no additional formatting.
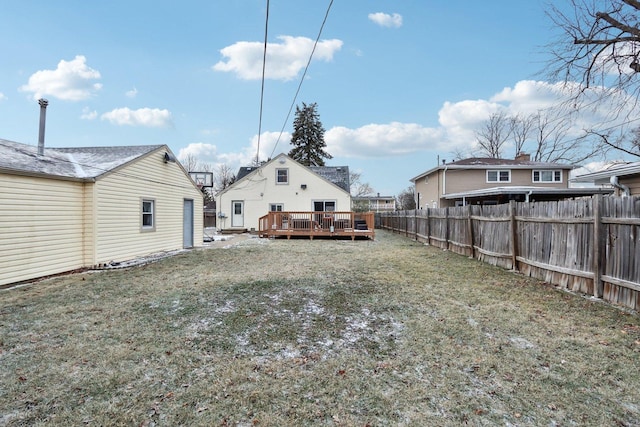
221,153,350,196
0,138,164,180
572,161,640,184
410,157,575,182
308,165,350,192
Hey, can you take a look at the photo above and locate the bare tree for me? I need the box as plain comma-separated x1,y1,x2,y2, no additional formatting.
509,113,536,158
213,164,236,193
349,171,374,197
586,126,640,157
547,0,640,97
475,111,512,158
396,186,416,210
546,0,640,158
180,153,200,172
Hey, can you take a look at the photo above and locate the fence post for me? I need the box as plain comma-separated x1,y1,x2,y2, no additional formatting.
592,194,603,298
414,209,418,241
445,207,450,251
425,208,430,245
509,200,519,272
467,204,475,259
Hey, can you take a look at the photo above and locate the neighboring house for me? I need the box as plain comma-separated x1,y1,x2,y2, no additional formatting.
215,153,351,232
410,154,611,208
352,193,396,212
572,161,640,196
0,138,204,287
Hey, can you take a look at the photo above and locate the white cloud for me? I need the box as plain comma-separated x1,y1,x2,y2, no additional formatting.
213,36,343,81
179,143,219,161
368,12,403,28
101,107,173,127
209,79,640,168
126,87,138,98
19,55,102,101
326,122,443,157
179,131,292,175
0,92,7,101
80,107,98,120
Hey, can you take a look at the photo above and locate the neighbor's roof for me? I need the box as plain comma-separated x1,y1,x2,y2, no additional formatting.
410,157,576,182
0,138,164,180
572,161,640,183
442,186,612,200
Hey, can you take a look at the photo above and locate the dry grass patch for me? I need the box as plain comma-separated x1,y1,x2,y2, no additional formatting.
1,231,639,426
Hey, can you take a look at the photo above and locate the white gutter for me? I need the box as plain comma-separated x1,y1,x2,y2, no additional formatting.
610,176,630,197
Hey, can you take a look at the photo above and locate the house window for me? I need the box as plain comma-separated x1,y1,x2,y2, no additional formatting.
487,170,511,183
142,199,155,231
276,168,289,184
314,200,336,212
270,203,284,212
533,170,562,183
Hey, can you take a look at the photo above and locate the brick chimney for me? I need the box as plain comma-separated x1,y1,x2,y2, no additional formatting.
515,152,530,162
37,98,49,156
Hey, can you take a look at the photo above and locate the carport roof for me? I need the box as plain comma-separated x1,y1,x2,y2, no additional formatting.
442,186,613,200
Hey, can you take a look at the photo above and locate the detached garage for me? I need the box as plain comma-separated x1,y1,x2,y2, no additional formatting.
0,139,203,287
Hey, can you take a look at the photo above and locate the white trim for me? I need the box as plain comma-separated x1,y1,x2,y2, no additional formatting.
486,169,511,183
275,168,289,184
532,169,562,183
141,198,155,232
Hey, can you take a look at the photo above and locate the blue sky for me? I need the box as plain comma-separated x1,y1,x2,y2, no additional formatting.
0,1,632,195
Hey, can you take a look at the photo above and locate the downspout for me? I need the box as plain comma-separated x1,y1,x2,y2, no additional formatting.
610,176,630,197
442,165,448,207
525,190,533,203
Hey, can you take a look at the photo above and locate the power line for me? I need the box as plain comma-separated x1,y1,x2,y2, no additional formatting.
269,0,335,159
255,0,270,166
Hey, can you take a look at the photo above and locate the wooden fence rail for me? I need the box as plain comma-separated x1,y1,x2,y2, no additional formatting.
378,195,640,311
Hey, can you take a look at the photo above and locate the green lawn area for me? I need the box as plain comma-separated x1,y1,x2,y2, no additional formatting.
1,230,639,426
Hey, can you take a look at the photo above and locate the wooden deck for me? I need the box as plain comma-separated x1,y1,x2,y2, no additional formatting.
258,211,375,240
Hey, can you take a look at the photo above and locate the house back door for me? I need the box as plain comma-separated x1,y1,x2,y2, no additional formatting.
183,199,194,248
231,200,244,227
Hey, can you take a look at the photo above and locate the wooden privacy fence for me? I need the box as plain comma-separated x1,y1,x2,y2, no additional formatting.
378,195,640,311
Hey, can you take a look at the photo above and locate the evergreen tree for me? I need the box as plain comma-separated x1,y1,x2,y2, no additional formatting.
288,102,332,166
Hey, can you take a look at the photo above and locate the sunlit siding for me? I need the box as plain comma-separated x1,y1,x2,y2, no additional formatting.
621,175,640,196
93,149,203,264
0,174,86,286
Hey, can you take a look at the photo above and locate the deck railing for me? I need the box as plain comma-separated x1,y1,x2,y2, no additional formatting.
258,211,375,240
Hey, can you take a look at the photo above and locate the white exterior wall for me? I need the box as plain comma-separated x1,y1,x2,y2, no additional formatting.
0,174,88,286
217,156,351,231
93,149,204,264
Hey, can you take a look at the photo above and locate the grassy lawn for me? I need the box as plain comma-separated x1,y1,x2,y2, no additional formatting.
1,230,640,426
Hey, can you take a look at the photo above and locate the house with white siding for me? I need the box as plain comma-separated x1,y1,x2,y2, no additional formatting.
215,153,351,232
0,138,204,287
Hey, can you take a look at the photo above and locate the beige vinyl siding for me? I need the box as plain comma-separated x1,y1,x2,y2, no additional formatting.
621,175,640,196
0,174,87,286
443,169,568,194
93,149,203,264
414,173,441,209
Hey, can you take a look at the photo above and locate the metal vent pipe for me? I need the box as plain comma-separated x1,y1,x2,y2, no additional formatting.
37,98,49,156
